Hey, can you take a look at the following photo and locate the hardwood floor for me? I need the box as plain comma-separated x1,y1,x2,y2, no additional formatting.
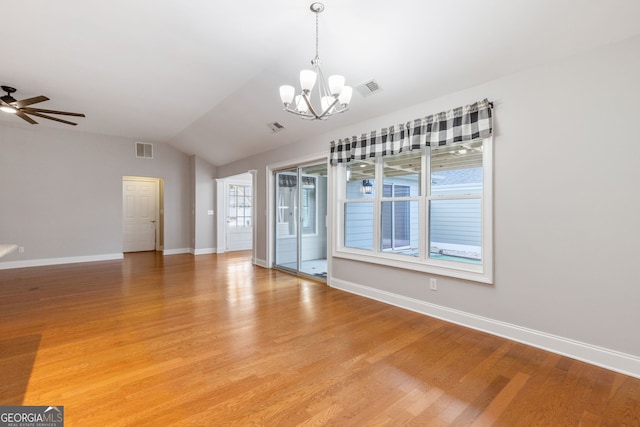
1,252,639,426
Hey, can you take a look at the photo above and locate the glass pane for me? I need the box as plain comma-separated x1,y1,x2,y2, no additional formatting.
381,200,419,256
429,198,482,264
301,176,316,235
228,184,252,229
431,140,483,195
344,202,373,250
275,169,298,269
300,163,328,277
383,150,421,196
346,159,375,198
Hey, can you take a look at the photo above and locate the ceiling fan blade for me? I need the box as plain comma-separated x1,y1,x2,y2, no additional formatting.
15,95,49,108
22,107,85,117
25,111,78,126
15,110,39,124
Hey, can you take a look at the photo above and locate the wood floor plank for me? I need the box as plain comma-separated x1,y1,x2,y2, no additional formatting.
469,371,530,426
1,251,640,426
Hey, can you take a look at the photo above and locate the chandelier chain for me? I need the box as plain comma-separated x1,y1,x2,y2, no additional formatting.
315,11,319,60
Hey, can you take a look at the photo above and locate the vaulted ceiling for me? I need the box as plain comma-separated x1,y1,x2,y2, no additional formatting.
2,0,639,167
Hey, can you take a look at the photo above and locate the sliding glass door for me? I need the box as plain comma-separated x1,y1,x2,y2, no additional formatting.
274,168,298,271
274,163,328,279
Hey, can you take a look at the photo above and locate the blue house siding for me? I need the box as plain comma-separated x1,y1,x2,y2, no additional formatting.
344,202,374,250
430,198,481,247
344,166,482,259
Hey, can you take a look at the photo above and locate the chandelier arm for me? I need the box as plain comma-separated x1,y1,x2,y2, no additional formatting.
314,65,332,99
282,106,318,120
302,92,322,119
317,97,340,120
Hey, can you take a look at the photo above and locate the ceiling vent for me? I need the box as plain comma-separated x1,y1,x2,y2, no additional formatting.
267,122,285,133
135,142,153,159
356,79,382,97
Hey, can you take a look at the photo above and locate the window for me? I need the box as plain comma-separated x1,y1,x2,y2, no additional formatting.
228,184,252,228
337,138,492,283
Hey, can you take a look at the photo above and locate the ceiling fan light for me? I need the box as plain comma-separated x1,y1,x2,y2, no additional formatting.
279,85,295,105
338,86,353,105
0,105,17,114
328,75,345,96
300,69,317,92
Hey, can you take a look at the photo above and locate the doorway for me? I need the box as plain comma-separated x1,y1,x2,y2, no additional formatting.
216,172,254,253
122,176,163,252
273,162,328,279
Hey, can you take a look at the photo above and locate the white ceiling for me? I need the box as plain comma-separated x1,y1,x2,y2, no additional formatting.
2,0,639,167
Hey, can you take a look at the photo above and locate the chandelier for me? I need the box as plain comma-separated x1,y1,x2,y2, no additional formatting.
279,2,352,120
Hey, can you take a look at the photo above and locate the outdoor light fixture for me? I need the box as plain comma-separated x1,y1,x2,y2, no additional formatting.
279,2,352,120
362,179,373,194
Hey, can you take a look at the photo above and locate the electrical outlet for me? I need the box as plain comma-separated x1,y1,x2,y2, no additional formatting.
18,246,25,253
429,278,437,291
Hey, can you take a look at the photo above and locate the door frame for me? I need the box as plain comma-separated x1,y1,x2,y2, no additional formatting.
122,176,164,252
215,171,256,257
266,152,331,281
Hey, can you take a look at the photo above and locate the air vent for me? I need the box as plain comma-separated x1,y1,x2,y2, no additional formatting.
356,79,383,97
135,142,153,159
267,122,285,133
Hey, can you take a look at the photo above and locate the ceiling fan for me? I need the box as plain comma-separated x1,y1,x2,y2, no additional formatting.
0,85,85,126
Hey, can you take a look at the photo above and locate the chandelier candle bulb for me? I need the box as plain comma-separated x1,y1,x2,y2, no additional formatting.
295,95,309,113
300,70,317,92
339,86,353,106
328,75,345,96
279,86,295,105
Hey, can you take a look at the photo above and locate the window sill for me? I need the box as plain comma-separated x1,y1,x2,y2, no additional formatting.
332,248,493,284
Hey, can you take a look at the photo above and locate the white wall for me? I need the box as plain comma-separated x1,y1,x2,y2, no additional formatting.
218,34,640,375
192,156,216,254
0,125,192,266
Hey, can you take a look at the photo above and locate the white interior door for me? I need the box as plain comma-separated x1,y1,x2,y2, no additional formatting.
226,181,253,252
123,178,158,252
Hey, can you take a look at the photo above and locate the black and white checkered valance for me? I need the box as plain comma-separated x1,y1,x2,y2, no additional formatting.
329,98,493,165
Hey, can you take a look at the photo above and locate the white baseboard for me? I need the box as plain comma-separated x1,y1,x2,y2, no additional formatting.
253,258,269,268
162,248,191,256
330,277,640,379
192,248,216,255
0,253,124,270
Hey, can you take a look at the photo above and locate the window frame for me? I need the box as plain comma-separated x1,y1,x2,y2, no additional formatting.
333,137,493,284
